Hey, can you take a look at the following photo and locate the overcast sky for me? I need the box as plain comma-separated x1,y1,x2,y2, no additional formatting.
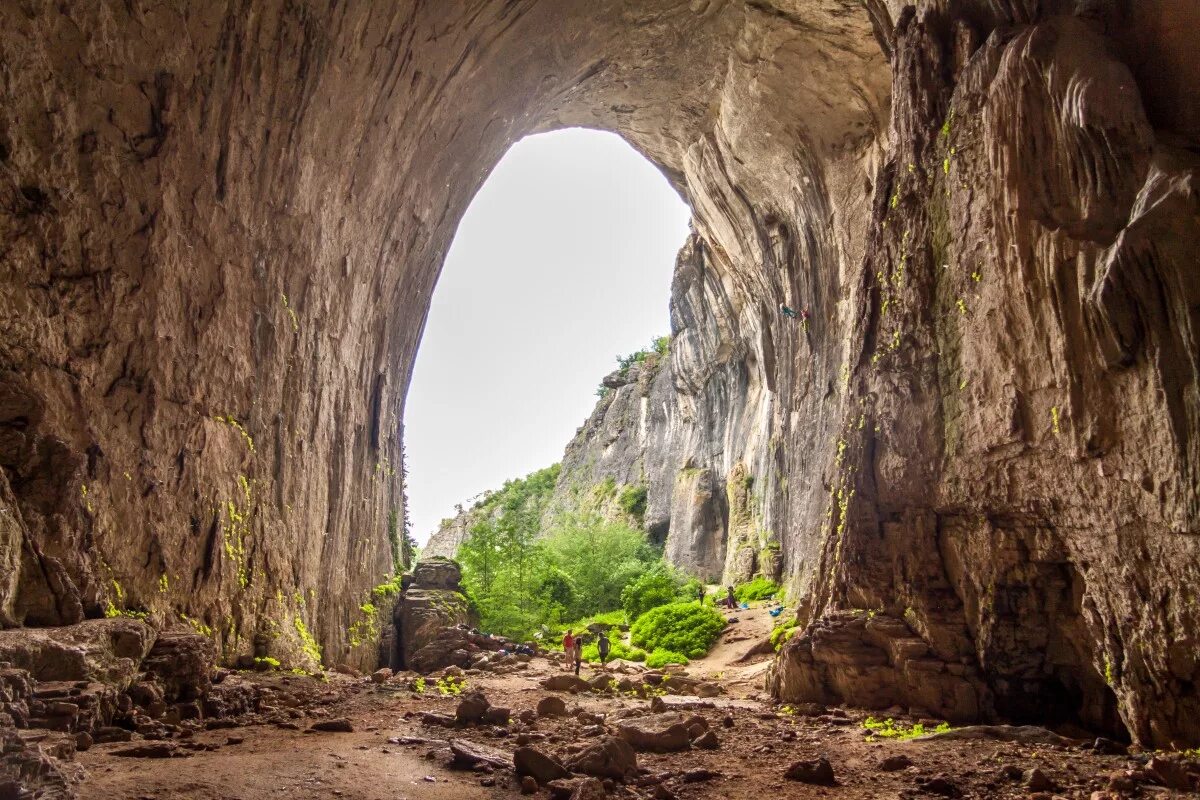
403,128,691,544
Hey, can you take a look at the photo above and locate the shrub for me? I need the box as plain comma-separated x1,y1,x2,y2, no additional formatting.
559,609,628,639
734,577,781,603
618,484,648,521
621,568,682,621
630,601,725,659
613,641,647,662
771,623,798,652
646,648,689,668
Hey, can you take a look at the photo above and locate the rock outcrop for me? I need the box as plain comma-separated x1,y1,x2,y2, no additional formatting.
0,0,1197,747
382,558,474,672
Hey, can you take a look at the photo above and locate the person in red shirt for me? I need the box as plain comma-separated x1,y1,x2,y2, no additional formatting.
561,631,575,671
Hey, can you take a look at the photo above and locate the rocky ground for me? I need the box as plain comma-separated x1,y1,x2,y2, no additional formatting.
12,605,1190,800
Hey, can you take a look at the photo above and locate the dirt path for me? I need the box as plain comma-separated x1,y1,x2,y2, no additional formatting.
71,638,1189,800
78,717,492,800
685,601,776,699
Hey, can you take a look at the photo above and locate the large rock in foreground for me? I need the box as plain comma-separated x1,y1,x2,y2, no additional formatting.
0,619,154,686
771,611,985,723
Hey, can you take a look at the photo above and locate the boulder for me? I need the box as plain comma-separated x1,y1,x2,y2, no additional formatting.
546,778,586,800
616,715,693,752
309,718,354,732
140,630,215,702
110,742,185,758
455,691,491,724
566,736,637,780
537,696,568,717
915,774,961,797
449,739,511,769
371,668,392,684
406,620,474,673
589,674,614,692
514,746,570,784
692,730,718,750
569,777,608,800
785,757,836,785
1146,756,1193,791
411,558,463,590
0,619,154,686
542,674,591,693
879,754,913,772
483,707,510,725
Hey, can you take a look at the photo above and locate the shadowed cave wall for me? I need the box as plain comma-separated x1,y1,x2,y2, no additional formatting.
0,0,1197,747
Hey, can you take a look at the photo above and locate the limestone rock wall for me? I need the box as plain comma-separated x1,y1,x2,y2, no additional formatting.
769,3,1200,749
1,0,1197,746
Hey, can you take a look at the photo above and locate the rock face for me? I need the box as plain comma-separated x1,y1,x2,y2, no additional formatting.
382,558,474,672
0,619,154,686
0,0,1197,747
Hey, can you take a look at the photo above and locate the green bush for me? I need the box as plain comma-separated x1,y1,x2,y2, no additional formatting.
618,484,648,521
630,601,725,659
621,568,681,621
558,609,627,639
734,577,781,603
770,623,798,651
646,648,689,668
543,516,660,620
613,641,647,662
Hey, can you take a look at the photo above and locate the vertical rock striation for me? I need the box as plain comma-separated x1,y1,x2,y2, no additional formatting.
0,0,1196,745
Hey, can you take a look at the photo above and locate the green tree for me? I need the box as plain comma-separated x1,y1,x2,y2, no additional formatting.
543,514,660,621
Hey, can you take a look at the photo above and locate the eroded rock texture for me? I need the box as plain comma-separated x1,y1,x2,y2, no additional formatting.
383,558,473,673
1,0,1196,745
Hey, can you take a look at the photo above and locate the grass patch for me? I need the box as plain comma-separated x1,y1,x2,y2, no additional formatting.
646,648,689,668
863,716,951,741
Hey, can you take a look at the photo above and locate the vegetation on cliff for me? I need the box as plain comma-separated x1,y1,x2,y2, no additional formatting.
455,463,721,658
595,335,670,397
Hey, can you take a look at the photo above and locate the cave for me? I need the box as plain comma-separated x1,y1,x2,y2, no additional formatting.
1,0,1198,763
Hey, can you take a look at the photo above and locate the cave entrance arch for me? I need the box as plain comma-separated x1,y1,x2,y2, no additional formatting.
405,127,690,546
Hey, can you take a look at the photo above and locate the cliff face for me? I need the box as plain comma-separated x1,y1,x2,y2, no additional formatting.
546,238,782,585
1,0,1197,746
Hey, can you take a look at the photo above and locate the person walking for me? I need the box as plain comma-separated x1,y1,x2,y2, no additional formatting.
697,583,706,605
573,635,584,676
597,631,612,665
562,630,575,671
726,586,737,610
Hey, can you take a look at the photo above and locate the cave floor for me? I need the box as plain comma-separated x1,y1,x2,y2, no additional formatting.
72,608,1191,799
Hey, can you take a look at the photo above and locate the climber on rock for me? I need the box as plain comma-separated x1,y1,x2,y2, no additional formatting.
780,303,799,318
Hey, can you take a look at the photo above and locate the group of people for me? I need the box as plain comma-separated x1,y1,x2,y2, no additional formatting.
560,629,612,675
559,584,745,676
697,583,740,610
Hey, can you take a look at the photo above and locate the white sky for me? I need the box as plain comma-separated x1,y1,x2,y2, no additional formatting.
404,128,691,544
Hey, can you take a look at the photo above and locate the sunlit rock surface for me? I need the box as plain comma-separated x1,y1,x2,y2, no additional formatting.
1,0,1197,745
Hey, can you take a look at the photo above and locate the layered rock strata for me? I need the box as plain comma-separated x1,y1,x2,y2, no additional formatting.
0,0,1196,746
381,558,474,673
